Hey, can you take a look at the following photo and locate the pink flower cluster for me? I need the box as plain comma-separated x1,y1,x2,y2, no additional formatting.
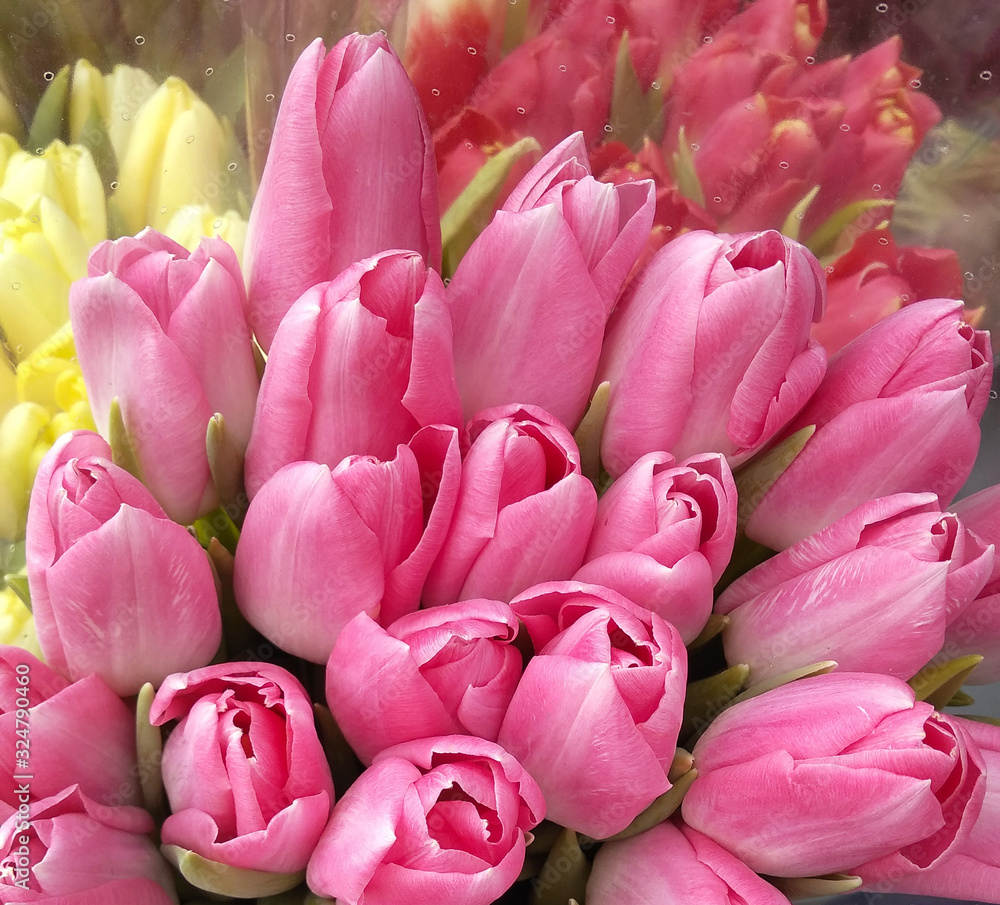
3,3,1000,905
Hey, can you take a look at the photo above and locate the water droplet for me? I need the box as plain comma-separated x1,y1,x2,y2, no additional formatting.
825,265,835,274
805,55,815,64
606,15,616,24
745,102,755,110
839,123,851,132
185,135,195,144
962,212,972,221
878,236,890,245
795,212,804,220
110,180,119,190
134,34,145,45
11,282,20,290
265,93,275,102
464,141,474,150
690,142,700,151
285,33,295,42
379,29,387,36
559,65,568,73
205,67,214,76
909,78,921,89
875,2,888,11
508,0,517,5
900,293,911,302
121,112,131,121
703,34,713,43
872,183,882,191
443,277,452,286
604,124,613,133
713,196,722,204
991,389,999,399
29,214,38,223
981,70,993,81
965,271,975,280
15,344,23,354
160,206,167,214
664,225,673,232
34,147,43,155
213,219,223,229
43,71,54,81
651,81,661,90
516,106,526,115
430,88,441,97
227,162,237,171
467,46,477,55
778,160,790,169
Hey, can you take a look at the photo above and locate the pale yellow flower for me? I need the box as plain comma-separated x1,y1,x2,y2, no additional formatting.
165,204,248,263
112,76,228,234
0,582,41,660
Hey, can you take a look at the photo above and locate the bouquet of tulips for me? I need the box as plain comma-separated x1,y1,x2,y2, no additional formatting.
0,1,999,904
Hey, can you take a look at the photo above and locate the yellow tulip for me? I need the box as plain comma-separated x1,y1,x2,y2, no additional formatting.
0,402,50,541
69,59,158,165
0,140,106,247
112,76,228,234
0,196,91,362
165,204,248,263
0,582,41,660
0,360,15,420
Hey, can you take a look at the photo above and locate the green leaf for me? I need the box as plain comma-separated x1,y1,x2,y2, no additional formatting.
909,654,983,709
729,661,837,707
28,65,70,150
609,32,664,149
780,185,820,242
3,573,31,612
681,663,749,741
440,135,541,278
573,381,610,486
804,198,893,258
108,397,143,481
135,682,164,816
734,425,815,533
590,766,698,843
771,874,862,898
671,125,705,208
206,413,247,526
529,827,590,905
162,845,305,899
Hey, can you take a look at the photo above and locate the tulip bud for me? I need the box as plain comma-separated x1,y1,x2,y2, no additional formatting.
745,298,992,550
245,33,441,350
718,493,994,683
164,205,247,263
112,76,229,235
244,250,461,499
235,424,461,663
71,229,259,524
597,229,827,476
423,404,597,606
682,672,986,879
26,430,222,696
499,582,687,838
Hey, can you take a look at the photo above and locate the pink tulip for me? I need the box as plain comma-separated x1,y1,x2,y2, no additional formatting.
0,646,139,809
812,227,964,355
943,483,1000,684
326,600,522,764
682,672,986,878
718,493,994,683
235,424,460,663
498,582,687,838
587,820,792,905
306,735,544,905
25,431,221,696
245,34,441,351
70,229,258,524
0,785,177,902
574,451,737,643
422,405,597,606
858,717,1000,898
149,663,334,874
447,134,654,427
745,298,993,550
243,251,461,498
597,229,827,476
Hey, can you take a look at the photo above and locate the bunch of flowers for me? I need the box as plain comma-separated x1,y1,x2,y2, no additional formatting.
1,1,999,904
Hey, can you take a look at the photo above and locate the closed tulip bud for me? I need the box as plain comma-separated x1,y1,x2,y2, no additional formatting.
71,229,259,524
150,663,334,875
244,250,461,498
423,404,597,606
574,451,737,643
745,298,992,550
0,786,177,902
682,672,986,879
164,205,247,263
587,820,792,905
499,581,687,838
235,424,461,664
26,430,222,696
597,229,827,477
245,34,441,351
112,76,228,235
447,133,654,428
327,600,522,764
718,493,994,683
